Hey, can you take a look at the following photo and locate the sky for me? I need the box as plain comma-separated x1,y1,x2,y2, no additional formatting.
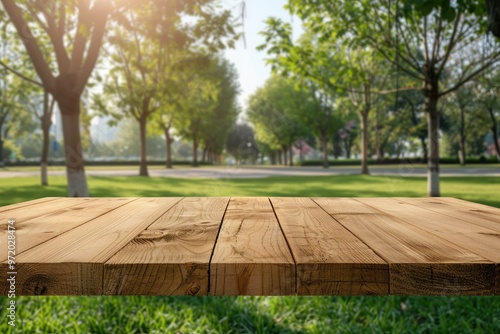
222,0,303,112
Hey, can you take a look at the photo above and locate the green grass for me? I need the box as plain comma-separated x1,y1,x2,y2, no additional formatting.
0,174,499,333
1,296,500,333
0,174,499,207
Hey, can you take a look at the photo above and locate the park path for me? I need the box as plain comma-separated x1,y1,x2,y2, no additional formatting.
1,166,499,179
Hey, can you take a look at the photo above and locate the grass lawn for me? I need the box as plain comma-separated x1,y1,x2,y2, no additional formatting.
0,174,499,207
0,174,499,333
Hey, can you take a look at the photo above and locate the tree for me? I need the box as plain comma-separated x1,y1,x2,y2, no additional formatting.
259,21,390,173
23,90,56,185
284,0,500,196
476,71,500,160
199,58,240,165
247,75,310,167
302,81,341,168
95,0,239,174
0,10,56,185
173,60,220,167
0,64,38,166
443,84,477,165
225,123,258,164
1,0,113,196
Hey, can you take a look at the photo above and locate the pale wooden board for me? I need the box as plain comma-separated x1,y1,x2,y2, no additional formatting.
0,198,96,230
318,198,495,295
224,196,274,213
13,198,180,295
357,198,500,295
0,197,61,213
438,197,500,224
399,198,500,232
104,197,228,295
210,197,295,295
356,198,500,262
0,198,134,262
272,197,388,295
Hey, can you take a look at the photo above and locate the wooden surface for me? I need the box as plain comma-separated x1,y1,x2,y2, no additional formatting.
0,197,499,296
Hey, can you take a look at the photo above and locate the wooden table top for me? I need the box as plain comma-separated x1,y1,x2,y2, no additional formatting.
0,197,499,296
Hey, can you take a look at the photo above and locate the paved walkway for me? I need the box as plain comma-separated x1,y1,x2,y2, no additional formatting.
1,165,499,179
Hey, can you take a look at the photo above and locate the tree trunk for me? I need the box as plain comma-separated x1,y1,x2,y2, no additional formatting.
321,135,329,168
488,107,500,160
41,121,50,186
289,143,293,166
277,149,282,165
192,138,199,167
420,136,428,162
426,101,440,197
202,147,207,162
299,142,304,162
345,139,352,159
0,113,7,167
360,111,370,175
458,106,466,166
40,92,53,186
60,105,89,197
137,118,149,176
282,145,288,166
376,146,384,161
0,136,4,167
164,127,173,169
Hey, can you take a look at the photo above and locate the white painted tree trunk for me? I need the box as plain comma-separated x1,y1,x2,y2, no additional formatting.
41,163,48,186
61,106,89,197
66,168,89,197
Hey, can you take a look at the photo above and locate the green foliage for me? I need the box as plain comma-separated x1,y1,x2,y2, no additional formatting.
225,123,258,163
247,75,311,152
93,1,240,169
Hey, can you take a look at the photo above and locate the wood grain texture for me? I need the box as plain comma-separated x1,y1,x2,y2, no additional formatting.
356,198,500,262
0,197,498,296
210,198,295,295
357,198,500,295
439,197,500,223
0,198,96,230
104,197,228,295
0,198,133,262
13,198,180,295
272,197,388,295
0,197,61,213
399,198,500,232
319,198,495,295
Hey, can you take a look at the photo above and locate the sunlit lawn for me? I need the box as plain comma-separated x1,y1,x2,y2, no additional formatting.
0,174,499,208
0,174,499,333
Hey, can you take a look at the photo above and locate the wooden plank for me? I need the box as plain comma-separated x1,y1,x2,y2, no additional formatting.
0,197,61,213
316,198,495,295
224,196,274,213
439,197,500,224
356,198,500,262
12,197,180,295
272,197,388,295
497,264,500,295
0,198,94,228
0,198,134,262
399,198,500,232
357,198,500,295
210,197,295,295
104,197,228,295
